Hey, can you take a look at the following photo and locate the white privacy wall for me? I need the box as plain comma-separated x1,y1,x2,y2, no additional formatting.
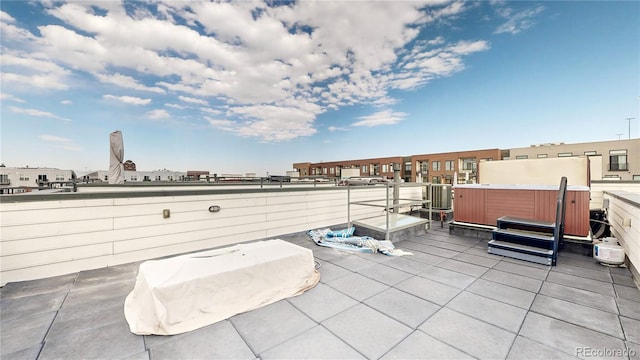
590,181,640,210
603,191,640,279
0,186,422,285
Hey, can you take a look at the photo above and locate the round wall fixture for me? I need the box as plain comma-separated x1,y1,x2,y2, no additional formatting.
208,205,221,213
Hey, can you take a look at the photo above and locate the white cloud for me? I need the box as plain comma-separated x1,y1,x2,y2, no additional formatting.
0,93,26,103
1,10,37,42
328,126,348,132
178,95,209,106
1,51,71,90
147,109,170,120
352,109,407,127
165,103,187,109
39,134,70,142
3,1,492,141
61,100,72,105
95,73,165,94
200,107,222,115
205,117,236,131
103,94,152,105
1,10,15,23
495,5,545,35
39,134,81,151
9,106,71,122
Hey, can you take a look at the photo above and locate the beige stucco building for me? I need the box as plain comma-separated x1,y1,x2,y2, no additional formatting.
504,138,640,181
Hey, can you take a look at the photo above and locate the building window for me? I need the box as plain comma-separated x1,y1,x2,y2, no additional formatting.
56,175,65,181
461,158,476,171
19,174,29,181
633,175,640,181
419,161,428,173
432,176,440,184
445,160,454,171
481,158,493,161
130,175,137,181
361,165,367,174
584,151,597,156
537,154,548,158
432,161,441,171
405,162,411,172
155,176,161,181
515,155,528,159
168,176,173,181
558,152,573,157
382,164,388,173
322,168,327,175
329,167,334,174
104,175,108,181
372,164,379,175
609,149,628,171
0,174,8,184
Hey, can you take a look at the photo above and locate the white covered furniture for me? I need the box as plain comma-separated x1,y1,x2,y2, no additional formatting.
124,239,320,335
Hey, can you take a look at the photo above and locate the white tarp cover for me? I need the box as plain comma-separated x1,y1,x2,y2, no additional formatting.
124,239,320,335
109,130,125,184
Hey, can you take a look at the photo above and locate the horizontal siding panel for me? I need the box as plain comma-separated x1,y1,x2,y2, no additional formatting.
2,243,113,271
265,202,309,214
262,217,310,231
110,214,274,244
112,205,268,229
1,218,113,242
0,205,117,226
111,197,268,216
0,198,114,212
111,193,265,205
1,229,115,256
111,230,268,265
266,208,317,222
113,223,268,254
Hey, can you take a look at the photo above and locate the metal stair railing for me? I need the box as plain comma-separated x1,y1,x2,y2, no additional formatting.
552,176,568,265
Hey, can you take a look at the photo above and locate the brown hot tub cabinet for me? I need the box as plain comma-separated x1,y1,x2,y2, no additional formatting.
453,184,590,237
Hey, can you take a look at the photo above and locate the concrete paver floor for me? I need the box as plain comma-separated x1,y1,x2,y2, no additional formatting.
1,227,639,359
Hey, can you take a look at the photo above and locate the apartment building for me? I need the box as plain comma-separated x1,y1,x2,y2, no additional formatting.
294,156,410,181
294,149,502,184
506,138,640,181
0,166,76,189
411,148,503,184
293,138,640,184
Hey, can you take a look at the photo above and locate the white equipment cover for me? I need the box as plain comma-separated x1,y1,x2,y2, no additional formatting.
109,130,124,184
124,239,320,335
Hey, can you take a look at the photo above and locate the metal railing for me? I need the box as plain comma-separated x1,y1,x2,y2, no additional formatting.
347,182,431,240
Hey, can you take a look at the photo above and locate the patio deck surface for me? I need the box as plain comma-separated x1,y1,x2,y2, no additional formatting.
1,226,639,360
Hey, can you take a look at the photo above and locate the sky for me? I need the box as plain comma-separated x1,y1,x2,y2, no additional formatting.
1,1,638,176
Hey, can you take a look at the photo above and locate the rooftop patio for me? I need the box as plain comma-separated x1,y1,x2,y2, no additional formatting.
1,226,638,360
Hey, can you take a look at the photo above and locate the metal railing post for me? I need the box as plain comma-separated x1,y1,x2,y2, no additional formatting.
347,184,351,228
385,183,390,240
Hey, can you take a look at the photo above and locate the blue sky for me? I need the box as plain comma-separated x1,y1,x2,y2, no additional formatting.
1,1,638,175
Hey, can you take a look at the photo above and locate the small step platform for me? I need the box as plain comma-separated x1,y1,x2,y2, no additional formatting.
353,213,429,242
488,240,555,266
497,216,555,233
492,228,555,249
489,219,559,266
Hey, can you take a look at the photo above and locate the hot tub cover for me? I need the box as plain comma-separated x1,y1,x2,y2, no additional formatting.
124,239,320,335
